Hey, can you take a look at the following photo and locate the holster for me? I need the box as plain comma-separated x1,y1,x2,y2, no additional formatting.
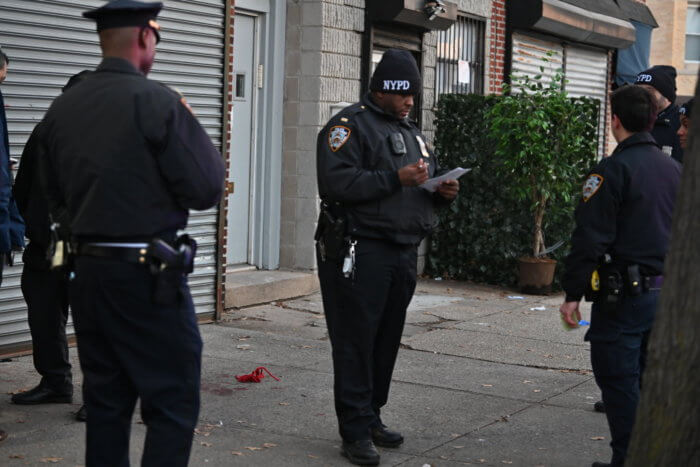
315,201,348,262
598,267,623,313
147,234,197,305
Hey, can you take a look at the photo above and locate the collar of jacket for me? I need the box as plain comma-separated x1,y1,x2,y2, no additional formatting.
96,56,143,76
655,104,678,127
612,131,659,155
361,92,414,127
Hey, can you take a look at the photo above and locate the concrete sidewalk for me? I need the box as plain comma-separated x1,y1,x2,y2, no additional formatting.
0,279,610,466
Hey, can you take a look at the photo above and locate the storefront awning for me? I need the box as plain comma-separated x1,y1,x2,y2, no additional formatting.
509,0,637,49
611,0,658,28
367,0,458,31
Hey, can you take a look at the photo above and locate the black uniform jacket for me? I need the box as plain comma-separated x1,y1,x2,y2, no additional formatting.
562,132,681,302
40,57,224,240
651,104,683,164
13,121,53,268
317,93,448,245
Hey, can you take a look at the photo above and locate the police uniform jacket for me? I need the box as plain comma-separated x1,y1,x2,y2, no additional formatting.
0,88,25,253
317,93,447,246
562,132,681,303
13,122,52,268
651,104,683,163
41,57,224,240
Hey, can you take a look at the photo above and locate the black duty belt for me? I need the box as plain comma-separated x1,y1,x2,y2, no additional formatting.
76,244,149,264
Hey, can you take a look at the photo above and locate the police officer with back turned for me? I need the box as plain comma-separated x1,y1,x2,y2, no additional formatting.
39,1,225,465
316,49,459,465
559,85,681,467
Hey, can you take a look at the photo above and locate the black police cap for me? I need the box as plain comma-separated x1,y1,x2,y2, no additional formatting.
83,0,163,37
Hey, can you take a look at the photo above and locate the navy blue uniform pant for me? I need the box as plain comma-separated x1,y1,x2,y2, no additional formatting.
70,257,202,467
21,243,72,393
317,237,417,442
587,291,658,466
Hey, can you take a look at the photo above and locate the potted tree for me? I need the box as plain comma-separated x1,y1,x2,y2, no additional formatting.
487,56,599,294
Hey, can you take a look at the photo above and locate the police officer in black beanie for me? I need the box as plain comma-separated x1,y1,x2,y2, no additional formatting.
316,49,459,465
635,65,684,163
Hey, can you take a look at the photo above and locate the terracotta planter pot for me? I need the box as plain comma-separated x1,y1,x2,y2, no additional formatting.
518,257,557,295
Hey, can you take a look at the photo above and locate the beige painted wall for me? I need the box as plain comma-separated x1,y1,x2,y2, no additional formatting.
646,0,699,98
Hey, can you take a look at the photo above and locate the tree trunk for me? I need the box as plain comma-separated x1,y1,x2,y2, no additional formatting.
532,194,547,257
626,76,700,466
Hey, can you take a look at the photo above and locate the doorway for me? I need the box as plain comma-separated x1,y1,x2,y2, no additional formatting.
227,12,260,267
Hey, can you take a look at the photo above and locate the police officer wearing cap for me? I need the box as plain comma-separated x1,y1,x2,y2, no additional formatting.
635,65,684,163
39,1,224,465
559,85,681,467
316,49,459,465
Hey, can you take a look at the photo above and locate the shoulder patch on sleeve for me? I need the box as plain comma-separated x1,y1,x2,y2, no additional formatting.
582,174,604,202
328,126,351,152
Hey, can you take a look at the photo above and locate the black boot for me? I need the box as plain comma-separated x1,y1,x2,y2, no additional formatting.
593,400,606,413
341,439,380,465
11,385,72,405
74,405,87,422
371,424,404,448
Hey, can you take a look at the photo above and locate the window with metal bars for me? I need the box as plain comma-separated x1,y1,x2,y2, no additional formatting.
436,15,486,97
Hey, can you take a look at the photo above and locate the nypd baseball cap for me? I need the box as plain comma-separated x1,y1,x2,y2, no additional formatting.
83,0,163,42
370,49,422,95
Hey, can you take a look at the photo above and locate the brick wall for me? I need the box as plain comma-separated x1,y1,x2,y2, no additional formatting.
422,31,438,145
488,0,506,94
218,0,235,316
280,0,365,270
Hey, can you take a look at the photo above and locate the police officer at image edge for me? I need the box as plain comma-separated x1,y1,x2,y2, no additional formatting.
635,65,684,163
10,71,92,420
315,49,459,465
39,1,225,465
559,85,681,467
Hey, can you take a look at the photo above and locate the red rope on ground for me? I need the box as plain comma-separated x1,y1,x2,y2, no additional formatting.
235,366,281,383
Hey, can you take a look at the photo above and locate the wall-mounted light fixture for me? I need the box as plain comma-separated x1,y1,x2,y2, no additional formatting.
425,0,446,21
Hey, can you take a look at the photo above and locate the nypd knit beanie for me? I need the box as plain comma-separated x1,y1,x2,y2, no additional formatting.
370,49,422,95
635,65,677,104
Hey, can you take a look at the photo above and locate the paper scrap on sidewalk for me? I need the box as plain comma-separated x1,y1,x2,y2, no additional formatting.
507,296,524,300
420,167,471,192
530,306,546,311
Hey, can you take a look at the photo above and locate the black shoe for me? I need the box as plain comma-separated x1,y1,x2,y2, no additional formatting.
75,405,87,422
594,400,606,413
371,424,404,448
592,462,611,467
11,385,72,405
341,439,380,465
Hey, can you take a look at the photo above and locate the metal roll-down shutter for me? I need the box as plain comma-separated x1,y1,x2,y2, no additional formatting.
0,0,225,354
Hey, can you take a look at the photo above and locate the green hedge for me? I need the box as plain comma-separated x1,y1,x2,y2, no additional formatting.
425,93,599,288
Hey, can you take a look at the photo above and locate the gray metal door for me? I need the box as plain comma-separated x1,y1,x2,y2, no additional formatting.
227,13,258,266
0,0,225,354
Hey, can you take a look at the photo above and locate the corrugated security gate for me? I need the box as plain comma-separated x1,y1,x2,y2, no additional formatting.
511,33,609,158
0,0,225,354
